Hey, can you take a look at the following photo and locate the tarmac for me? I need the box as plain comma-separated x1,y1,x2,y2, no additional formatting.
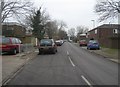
1,43,119,85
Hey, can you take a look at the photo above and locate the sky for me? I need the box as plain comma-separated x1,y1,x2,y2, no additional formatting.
32,0,117,30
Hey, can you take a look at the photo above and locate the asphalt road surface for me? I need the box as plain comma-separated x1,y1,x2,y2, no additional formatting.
7,42,118,85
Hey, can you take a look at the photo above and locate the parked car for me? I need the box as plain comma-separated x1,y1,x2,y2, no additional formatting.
87,40,100,50
79,40,87,46
0,37,23,55
55,40,63,46
38,39,57,54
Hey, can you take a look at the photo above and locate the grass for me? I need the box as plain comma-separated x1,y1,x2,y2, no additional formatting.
101,47,118,55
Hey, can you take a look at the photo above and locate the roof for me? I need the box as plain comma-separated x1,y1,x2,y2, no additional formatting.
79,34,86,36
96,24,120,29
89,24,120,32
2,22,23,27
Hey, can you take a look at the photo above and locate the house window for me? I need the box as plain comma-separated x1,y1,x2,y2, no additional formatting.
113,29,118,34
95,29,97,34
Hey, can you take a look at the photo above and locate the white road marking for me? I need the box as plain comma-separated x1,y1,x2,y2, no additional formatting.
69,57,75,67
67,51,69,56
81,75,92,87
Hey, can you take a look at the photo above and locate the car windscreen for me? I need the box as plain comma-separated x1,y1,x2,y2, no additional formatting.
89,40,98,44
40,39,52,45
0,37,10,44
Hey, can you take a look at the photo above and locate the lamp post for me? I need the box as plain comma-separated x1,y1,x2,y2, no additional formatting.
118,1,120,24
91,20,95,29
0,0,4,36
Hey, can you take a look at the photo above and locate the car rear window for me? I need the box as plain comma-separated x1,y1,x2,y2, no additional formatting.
89,40,98,44
80,40,86,42
40,39,52,45
0,37,10,44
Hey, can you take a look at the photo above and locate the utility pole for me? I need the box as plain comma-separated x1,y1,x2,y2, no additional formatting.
91,20,95,29
0,0,4,36
0,0,4,86
118,1,120,24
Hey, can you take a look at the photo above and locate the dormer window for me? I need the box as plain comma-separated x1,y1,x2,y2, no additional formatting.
113,29,118,34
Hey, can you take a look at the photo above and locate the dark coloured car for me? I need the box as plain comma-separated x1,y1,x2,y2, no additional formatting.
38,39,57,54
79,40,87,46
87,40,100,50
0,37,23,55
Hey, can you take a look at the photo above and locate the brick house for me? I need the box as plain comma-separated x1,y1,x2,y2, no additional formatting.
2,22,37,45
2,22,26,42
87,24,120,49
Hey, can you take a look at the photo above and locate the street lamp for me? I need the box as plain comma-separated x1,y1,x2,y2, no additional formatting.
118,1,120,24
0,0,4,36
91,20,95,28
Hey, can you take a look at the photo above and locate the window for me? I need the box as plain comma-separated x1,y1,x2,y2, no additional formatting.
113,29,118,34
11,38,16,44
0,37,10,44
95,29,97,34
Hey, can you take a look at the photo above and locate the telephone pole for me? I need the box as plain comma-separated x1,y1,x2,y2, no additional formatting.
0,0,4,36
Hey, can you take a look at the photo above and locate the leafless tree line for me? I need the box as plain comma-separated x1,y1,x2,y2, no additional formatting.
1,0,34,23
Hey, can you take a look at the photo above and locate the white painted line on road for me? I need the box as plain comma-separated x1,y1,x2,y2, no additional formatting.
81,75,92,87
69,57,75,67
67,51,69,56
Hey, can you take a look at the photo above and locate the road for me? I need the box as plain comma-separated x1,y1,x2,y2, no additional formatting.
7,42,118,85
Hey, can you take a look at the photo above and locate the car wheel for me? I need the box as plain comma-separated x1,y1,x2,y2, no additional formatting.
52,49,56,54
13,49,17,55
38,49,42,55
56,49,57,52
97,48,100,50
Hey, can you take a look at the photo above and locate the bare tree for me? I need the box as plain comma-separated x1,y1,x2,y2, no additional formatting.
94,0,120,22
45,21,58,39
76,26,88,35
1,0,33,23
68,28,75,37
57,20,67,30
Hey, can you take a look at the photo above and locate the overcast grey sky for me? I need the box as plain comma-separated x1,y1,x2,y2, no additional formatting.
32,0,117,30
6,0,117,30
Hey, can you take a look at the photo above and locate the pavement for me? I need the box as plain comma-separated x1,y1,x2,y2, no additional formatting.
1,48,38,85
73,43,119,63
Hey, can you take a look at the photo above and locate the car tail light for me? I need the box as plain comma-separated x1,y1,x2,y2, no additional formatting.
37,44,40,47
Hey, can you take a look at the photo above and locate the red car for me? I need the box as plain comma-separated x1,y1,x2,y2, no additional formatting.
79,40,87,46
0,37,23,55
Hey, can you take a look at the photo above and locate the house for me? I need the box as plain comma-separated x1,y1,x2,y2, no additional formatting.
2,22,38,46
2,22,26,42
87,24,120,49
